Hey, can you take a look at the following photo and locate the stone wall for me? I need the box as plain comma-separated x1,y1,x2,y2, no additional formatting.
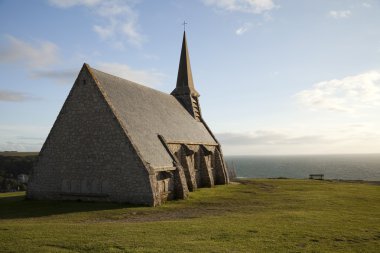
27,66,155,205
167,143,228,192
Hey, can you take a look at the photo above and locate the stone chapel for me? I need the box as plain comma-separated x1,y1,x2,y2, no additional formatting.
27,32,229,206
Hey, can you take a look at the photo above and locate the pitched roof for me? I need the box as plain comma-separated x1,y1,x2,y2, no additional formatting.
88,66,217,168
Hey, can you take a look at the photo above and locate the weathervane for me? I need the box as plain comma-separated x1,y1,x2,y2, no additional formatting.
182,21,188,31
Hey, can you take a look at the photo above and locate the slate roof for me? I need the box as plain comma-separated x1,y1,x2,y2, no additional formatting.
89,66,217,168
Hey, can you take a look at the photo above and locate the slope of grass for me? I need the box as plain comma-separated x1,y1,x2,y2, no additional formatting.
0,179,379,253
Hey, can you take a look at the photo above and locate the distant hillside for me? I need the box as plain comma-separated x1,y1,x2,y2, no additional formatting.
0,151,39,157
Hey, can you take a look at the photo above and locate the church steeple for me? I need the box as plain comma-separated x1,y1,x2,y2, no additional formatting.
171,31,199,97
171,31,201,120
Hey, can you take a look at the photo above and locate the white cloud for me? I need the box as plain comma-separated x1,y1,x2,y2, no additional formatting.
295,70,380,113
202,0,277,14
328,10,351,19
48,0,143,47
0,90,37,102
93,23,115,40
96,62,165,87
121,20,142,46
236,23,252,35
362,3,371,8
0,35,59,67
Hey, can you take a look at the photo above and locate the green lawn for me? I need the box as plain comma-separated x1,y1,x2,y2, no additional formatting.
0,179,379,253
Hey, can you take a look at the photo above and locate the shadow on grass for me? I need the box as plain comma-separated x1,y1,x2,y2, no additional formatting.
0,194,142,220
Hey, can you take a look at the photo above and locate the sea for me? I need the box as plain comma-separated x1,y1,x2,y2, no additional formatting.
225,154,380,181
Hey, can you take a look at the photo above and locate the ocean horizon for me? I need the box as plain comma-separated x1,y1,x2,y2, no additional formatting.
225,153,380,181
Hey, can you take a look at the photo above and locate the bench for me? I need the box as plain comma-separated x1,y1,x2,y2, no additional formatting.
309,174,324,180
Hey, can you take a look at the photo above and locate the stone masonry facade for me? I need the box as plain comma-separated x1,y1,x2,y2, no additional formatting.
27,67,156,205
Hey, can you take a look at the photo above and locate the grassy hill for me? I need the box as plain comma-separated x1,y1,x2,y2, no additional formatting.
0,179,379,252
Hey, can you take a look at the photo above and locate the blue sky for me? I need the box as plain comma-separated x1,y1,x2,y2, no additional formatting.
1,0,380,155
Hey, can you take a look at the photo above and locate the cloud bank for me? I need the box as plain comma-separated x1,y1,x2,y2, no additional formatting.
0,90,37,102
30,69,78,84
216,123,380,155
0,35,59,67
0,125,47,152
217,131,330,146
0,35,164,86
295,70,380,113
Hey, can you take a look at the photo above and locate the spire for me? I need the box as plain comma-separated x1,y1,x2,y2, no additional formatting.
171,31,200,97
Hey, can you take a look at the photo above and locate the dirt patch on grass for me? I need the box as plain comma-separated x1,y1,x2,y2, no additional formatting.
89,183,266,223
89,181,272,223
93,205,233,223
237,180,276,192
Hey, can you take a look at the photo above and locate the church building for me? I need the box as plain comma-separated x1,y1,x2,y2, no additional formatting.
27,32,229,206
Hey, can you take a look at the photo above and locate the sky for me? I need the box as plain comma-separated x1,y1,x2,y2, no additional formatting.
1,0,380,155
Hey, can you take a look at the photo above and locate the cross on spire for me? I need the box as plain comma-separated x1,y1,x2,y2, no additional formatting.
182,21,187,31
171,29,199,97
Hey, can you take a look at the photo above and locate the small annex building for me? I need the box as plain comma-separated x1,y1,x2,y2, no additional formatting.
27,32,229,206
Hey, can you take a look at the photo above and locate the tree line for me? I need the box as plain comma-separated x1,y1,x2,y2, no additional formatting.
0,155,37,192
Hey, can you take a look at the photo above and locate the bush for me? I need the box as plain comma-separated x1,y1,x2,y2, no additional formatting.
0,155,37,192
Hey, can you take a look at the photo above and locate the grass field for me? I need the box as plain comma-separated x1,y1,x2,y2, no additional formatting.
0,179,379,253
